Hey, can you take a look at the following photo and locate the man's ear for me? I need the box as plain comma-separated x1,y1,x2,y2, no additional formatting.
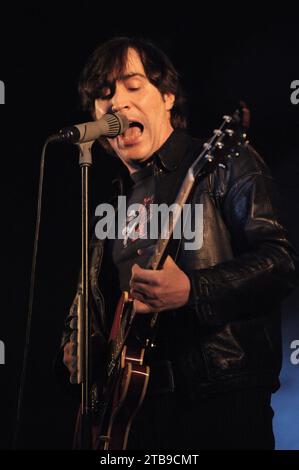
163,93,175,111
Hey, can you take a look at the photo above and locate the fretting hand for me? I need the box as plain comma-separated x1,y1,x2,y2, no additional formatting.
130,255,191,314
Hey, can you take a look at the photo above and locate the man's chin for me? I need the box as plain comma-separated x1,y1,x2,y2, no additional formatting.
119,148,152,164
128,155,151,167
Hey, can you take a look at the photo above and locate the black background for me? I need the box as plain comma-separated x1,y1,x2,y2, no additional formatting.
0,4,298,450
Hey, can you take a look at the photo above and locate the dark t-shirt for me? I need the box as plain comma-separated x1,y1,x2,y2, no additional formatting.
99,161,159,337
109,162,157,292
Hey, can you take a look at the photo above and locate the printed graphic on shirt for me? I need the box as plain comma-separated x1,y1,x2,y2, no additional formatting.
122,195,154,247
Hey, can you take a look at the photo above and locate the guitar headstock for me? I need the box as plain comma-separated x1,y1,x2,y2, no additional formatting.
192,102,250,176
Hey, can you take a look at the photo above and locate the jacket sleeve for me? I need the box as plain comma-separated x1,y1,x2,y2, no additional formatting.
187,149,299,327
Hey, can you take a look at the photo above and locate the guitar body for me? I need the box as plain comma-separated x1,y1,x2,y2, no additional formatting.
94,292,150,450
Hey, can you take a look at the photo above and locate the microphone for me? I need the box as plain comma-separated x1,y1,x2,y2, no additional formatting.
48,112,129,143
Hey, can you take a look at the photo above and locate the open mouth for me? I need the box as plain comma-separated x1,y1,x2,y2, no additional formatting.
129,121,144,132
120,121,144,146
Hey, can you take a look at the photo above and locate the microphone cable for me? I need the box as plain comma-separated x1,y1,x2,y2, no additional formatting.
12,137,51,449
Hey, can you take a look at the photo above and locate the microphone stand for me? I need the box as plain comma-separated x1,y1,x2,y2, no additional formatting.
77,140,94,449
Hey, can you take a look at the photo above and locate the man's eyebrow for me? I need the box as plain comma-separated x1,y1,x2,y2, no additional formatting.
119,73,146,80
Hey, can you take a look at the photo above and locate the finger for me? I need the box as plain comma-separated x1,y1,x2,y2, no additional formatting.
130,289,158,305
131,264,159,285
133,299,155,314
63,351,74,367
70,342,77,355
71,356,78,368
130,282,157,299
64,341,77,357
70,317,78,329
70,331,78,343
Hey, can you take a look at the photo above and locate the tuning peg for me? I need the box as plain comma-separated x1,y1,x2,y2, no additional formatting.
213,129,222,136
203,142,211,149
223,115,232,123
225,129,234,136
216,142,224,149
205,154,214,162
218,163,226,169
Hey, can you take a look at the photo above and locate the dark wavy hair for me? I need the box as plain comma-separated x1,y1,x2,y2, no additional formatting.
78,37,187,132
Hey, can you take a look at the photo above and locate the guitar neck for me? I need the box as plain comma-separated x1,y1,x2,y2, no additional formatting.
146,168,195,271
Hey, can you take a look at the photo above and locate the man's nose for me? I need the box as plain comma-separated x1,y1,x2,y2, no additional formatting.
111,84,130,113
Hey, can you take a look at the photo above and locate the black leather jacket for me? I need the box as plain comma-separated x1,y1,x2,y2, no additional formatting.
61,129,298,399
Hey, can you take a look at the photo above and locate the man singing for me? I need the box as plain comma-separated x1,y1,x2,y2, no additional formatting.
60,37,298,449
